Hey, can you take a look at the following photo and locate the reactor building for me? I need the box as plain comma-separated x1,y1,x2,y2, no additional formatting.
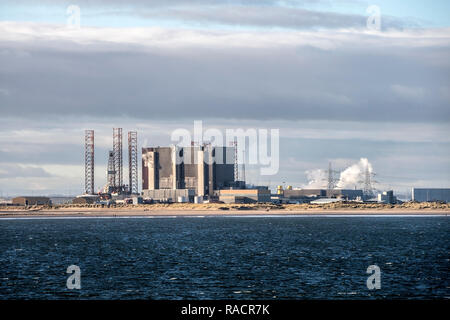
411,188,450,203
142,144,235,202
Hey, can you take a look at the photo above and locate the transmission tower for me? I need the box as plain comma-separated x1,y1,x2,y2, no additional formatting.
84,130,94,194
241,149,246,184
325,161,339,196
113,128,123,190
327,162,336,190
128,131,138,194
363,164,374,199
233,138,239,182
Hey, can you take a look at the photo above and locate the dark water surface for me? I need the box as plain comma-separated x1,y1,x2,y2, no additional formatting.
0,216,448,299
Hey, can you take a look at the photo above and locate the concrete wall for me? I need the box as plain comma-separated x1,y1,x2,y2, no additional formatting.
197,149,205,196
142,147,174,190
214,147,234,190
160,147,174,189
182,146,202,193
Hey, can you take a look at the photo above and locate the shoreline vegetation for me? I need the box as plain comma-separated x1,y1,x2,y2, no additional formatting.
0,202,449,217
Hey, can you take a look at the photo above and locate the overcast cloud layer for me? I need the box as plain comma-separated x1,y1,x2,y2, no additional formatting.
0,1,449,196
1,23,449,123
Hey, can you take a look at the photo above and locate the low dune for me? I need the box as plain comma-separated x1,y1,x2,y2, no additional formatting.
0,201,449,217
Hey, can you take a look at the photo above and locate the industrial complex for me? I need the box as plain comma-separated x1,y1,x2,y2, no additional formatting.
2,129,449,206
142,145,236,202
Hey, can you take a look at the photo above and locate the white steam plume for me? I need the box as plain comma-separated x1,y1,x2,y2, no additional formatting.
336,158,372,189
304,169,327,189
304,158,373,189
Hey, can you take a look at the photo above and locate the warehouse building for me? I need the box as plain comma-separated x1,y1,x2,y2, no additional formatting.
283,189,326,199
142,145,235,201
411,188,450,203
219,188,271,204
278,188,363,203
327,189,364,200
12,196,51,206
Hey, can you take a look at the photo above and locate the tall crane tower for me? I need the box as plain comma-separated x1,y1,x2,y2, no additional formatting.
113,128,123,190
233,138,239,182
128,131,138,194
106,150,115,192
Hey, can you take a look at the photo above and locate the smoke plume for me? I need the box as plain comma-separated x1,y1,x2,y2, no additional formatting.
304,169,327,189
336,158,373,189
304,158,373,189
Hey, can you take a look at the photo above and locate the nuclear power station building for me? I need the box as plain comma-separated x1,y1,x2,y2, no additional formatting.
142,145,235,202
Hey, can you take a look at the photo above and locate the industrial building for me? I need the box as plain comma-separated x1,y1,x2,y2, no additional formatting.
12,196,51,206
377,190,397,204
142,145,235,202
219,188,271,204
310,198,342,205
276,187,363,203
283,189,326,199
411,188,450,203
142,189,195,203
327,189,364,200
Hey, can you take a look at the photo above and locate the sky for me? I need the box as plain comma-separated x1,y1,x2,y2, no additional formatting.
0,0,449,197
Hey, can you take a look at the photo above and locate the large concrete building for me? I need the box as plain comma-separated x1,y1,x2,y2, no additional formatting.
142,145,235,201
411,188,450,203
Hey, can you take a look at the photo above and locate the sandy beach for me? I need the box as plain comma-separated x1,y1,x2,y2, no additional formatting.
1,202,449,218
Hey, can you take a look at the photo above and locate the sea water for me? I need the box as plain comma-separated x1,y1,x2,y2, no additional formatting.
0,216,448,299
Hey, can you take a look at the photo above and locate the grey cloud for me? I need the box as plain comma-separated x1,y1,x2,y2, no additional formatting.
0,146,85,166
9,1,322,7
277,137,450,189
0,163,53,178
0,4,448,195
5,0,418,30
1,32,449,123
139,6,415,30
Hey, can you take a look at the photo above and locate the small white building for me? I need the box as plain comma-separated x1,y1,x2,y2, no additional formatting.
310,198,342,205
